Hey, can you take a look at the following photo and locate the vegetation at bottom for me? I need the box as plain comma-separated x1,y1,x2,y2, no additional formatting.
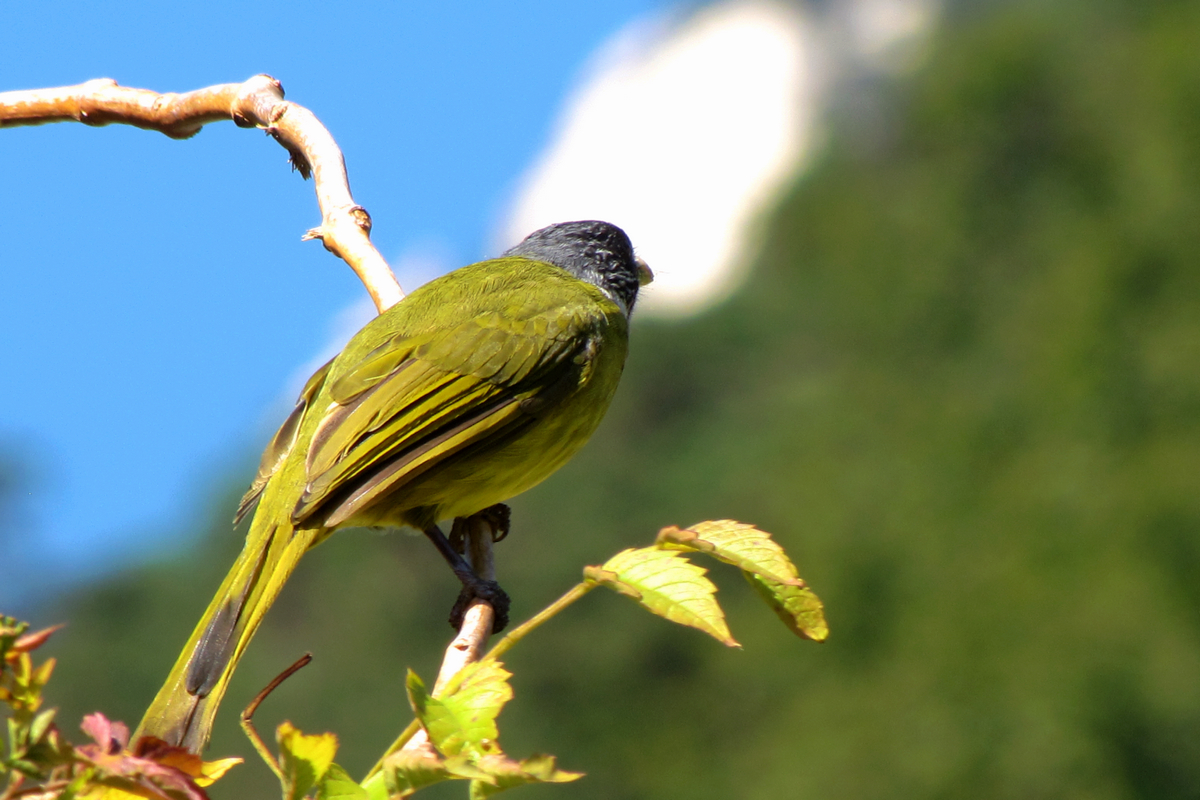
9,0,1200,796
3,523,823,799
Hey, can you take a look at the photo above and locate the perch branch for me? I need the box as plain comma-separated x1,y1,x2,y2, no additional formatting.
398,516,498,760
0,76,403,312
365,514,499,778
433,516,498,694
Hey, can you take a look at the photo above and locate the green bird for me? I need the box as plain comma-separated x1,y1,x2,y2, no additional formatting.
134,220,652,753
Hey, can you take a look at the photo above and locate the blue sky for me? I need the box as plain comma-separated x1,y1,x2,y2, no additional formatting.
0,1,679,607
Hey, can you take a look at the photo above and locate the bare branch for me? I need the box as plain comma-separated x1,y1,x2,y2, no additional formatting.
0,76,404,312
239,653,314,781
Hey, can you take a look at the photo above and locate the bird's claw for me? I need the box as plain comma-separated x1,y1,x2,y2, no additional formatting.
449,578,510,633
478,503,511,543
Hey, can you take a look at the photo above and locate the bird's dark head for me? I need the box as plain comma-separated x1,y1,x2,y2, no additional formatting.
505,220,653,316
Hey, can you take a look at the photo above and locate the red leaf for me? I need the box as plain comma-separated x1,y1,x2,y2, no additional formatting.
12,624,65,654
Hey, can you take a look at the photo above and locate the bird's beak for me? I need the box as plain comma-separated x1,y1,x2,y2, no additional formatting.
636,256,654,286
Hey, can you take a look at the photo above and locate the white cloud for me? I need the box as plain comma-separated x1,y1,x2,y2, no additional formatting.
499,0,825,316
498,0,939,317
315,0,938,341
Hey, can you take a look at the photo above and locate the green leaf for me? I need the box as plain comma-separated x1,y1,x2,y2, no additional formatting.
441,755,494,781
28,708,56,745
380,747,458,798
406,662,512,759
31,657,55,691
467,753,584,799
746,572,829,642
361,771,388,800
9,716,25,753
656,520,830,642
8,758,42,778
196,756,243,787
657,520,806,585
277,721,338,800
587,547,739,647
317,762,369,800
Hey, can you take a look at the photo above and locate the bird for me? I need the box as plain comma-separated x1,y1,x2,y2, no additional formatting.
133,220,652,753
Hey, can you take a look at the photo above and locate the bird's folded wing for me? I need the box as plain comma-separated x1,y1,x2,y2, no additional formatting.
291,305,606,527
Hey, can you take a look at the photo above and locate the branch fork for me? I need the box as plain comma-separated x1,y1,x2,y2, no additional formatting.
0,75,403,312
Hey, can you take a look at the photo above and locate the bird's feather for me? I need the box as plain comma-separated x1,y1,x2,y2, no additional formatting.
293,299,606,528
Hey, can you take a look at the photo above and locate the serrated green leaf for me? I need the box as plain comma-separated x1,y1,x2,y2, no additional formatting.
658,520,806,585
317,762,369,800
467,753,584,799
407,662,512,759
592,548,739,647
746,571,829,641
381,747,458,798
277,721,338,800
406,670,432,729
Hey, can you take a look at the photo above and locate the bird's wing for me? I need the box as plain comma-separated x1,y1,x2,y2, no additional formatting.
290,301,607,528
233,356,335,526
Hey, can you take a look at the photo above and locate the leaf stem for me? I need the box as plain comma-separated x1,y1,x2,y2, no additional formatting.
484,581,595,662
361,579,595,784
362,718,421,781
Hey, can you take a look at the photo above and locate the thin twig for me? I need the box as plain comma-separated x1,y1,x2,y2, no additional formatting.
0,77,403,312
240,652,313,780
485,581,595,663
363,718,421,781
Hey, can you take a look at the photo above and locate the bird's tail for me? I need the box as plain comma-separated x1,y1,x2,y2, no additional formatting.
133,509,323,754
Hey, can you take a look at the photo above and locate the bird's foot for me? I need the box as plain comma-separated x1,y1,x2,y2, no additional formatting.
449,577,510,633
477,503,511,542
423,518,512,632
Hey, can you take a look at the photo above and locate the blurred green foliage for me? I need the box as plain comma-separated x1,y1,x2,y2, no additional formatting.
27,0,1200,797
